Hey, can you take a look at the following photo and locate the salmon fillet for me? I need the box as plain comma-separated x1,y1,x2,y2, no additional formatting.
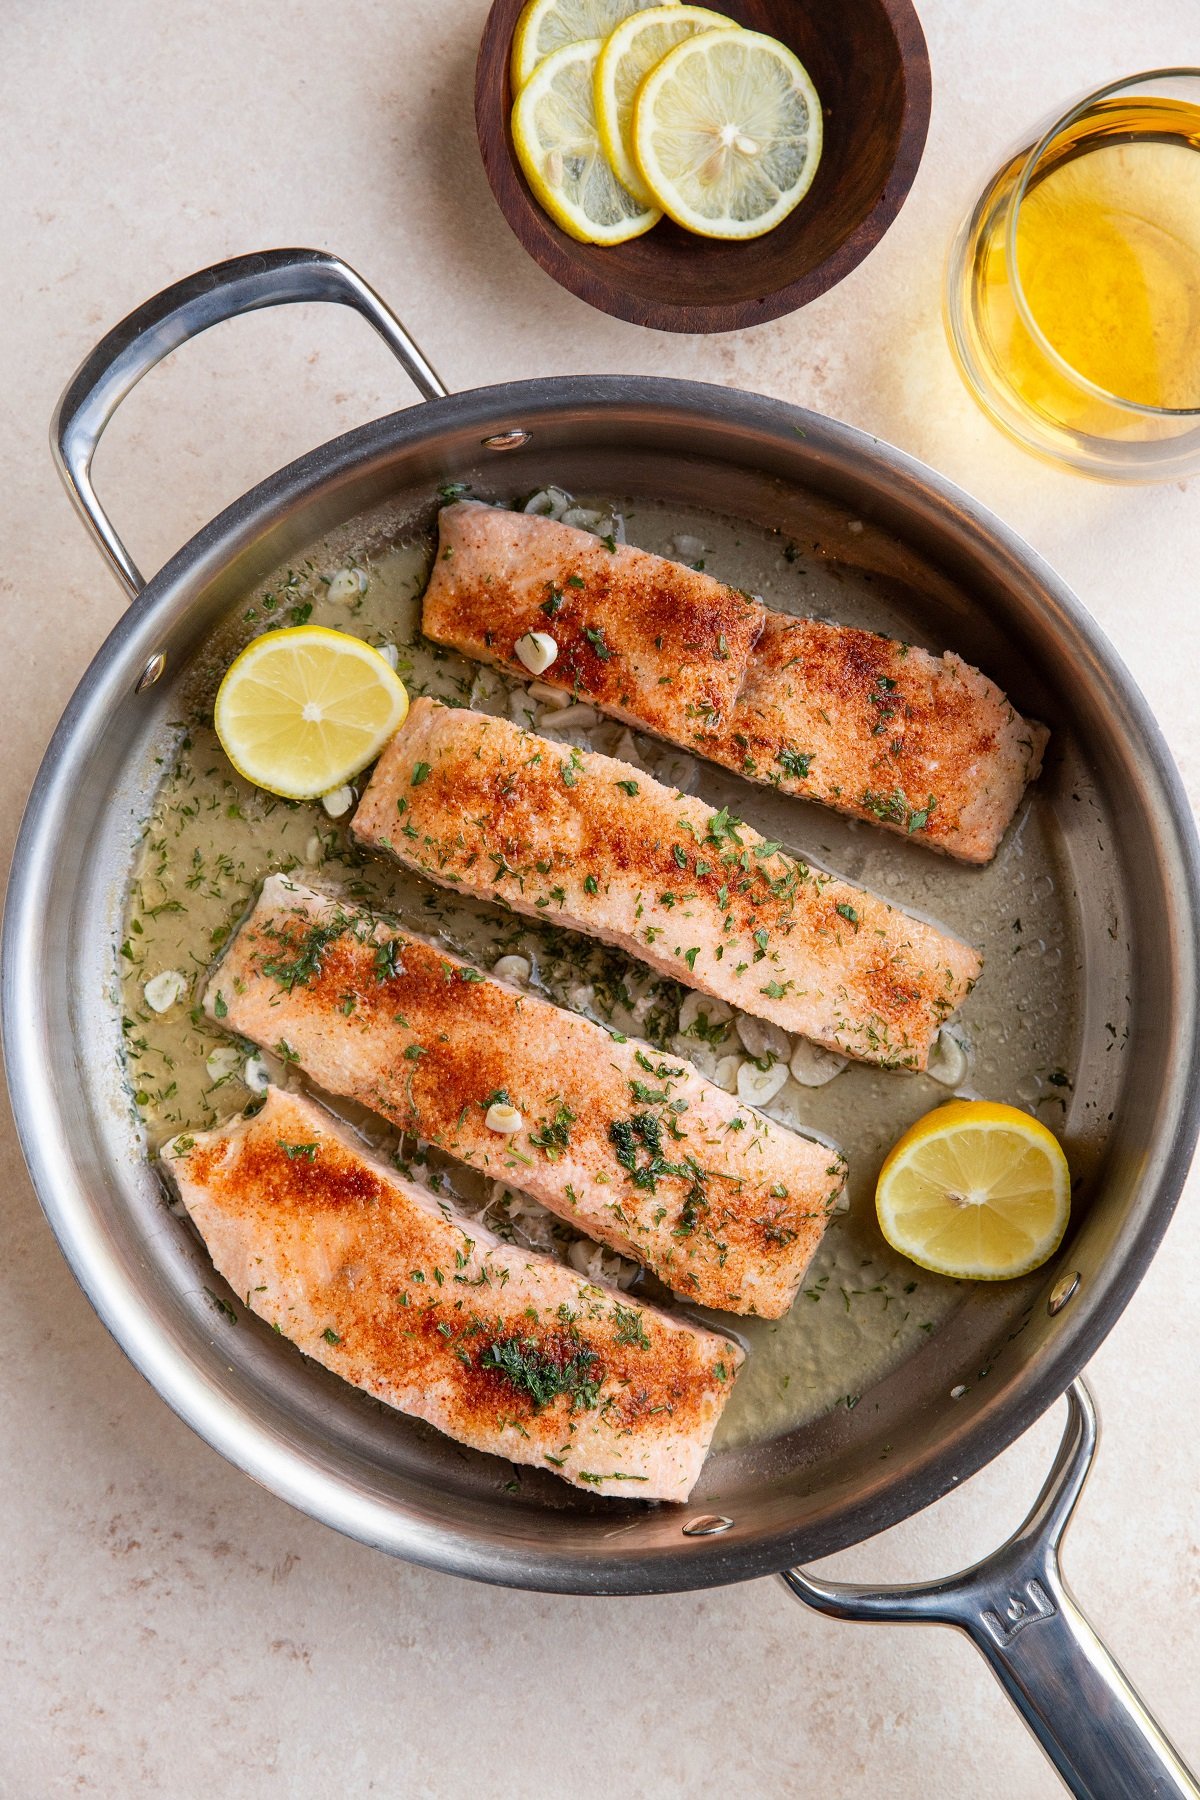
163,1087,742,1500
353,699,980,1070
205,877,846,1317
422,501,1047,864
708,614,1049,867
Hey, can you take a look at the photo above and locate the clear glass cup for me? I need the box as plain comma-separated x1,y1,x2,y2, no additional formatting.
945,69,1200,481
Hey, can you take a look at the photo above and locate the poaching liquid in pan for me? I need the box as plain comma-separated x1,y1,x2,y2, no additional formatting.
119,491,1081,1453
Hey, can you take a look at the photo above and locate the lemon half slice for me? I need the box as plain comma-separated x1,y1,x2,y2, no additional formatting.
513,38,660,244
595,5,735,209
876,1100,1071,1281
632,26,823,240
214,625,409,800
511,0,677,92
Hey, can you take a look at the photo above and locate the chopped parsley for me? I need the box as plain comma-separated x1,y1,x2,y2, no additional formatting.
777,747,813,780
277,1140,318,1161
528,1101,575,1157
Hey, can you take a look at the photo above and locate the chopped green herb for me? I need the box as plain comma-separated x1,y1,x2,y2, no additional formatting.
777,748,813,780
612,1304,650,1350
277,1140,318,1161
479,1334,602,1412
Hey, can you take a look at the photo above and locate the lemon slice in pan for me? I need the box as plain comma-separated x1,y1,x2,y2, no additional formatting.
214,626,409,800
632,26,823,240
512,38,660,244
594,4,735,208
876,1100,1071,1281
510,0,678,92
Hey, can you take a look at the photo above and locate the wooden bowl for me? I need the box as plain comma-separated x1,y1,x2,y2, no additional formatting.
475,0,932,334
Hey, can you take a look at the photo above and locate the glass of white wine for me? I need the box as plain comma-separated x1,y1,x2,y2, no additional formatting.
945,69,1200,480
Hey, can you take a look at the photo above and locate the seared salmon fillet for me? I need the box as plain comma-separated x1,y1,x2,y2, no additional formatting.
353,699,980,1069
422,501,1047,864
205,877,846,1316
708,614,1049,867
424,500,763,745
164,1088,742,1500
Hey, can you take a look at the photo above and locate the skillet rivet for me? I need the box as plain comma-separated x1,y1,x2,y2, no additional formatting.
682,1513,733,1537
135,652,166,693
1048,1270,1081,1316
482,429,531,451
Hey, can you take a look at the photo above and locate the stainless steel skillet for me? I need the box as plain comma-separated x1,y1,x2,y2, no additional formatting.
5,249,1199,1798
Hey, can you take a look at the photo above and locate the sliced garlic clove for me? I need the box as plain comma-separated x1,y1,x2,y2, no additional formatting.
927,1025,970,1089
377,642,399,670
492,953,532,987
244,1055,272,1094
537,703,600,733
485,1101,523,1135
205,1046,242,1083
566,1238,638,1289
469,667,509,715
321,784,354,818
788,1040,849,1088
508,689,539,726
734,1011,792,1063
712,1054,744,1094
678,990,734,1040
514,631,559,676
669,1033,718,1079
528,680,569,709
143,969,187,1013
614,730,647,771
647,749,698,794
670,533,706,563
523,487,572,520
561,506,604,531
737,1059,789,1109
325,568,366,604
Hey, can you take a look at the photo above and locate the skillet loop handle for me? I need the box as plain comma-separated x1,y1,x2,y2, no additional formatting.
50,248,448,602
782,1382,1199,1800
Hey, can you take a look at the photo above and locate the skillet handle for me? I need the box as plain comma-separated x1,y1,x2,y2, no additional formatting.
50,247,448,602
782,1382,1198,1800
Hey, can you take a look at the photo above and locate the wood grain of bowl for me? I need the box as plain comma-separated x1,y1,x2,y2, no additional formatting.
475,0,932,334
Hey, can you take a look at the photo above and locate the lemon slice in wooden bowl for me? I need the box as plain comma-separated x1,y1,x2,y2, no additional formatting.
510,0,678,92
595,4,735,208
512,38,661,243
876,1100,1071,1281
632,26,823,240
214,626,409,800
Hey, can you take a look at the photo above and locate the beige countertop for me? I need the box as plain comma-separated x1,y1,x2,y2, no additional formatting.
3,2,1198,1794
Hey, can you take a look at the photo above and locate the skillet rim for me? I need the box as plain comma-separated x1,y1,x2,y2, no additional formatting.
5,375,1199,1593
